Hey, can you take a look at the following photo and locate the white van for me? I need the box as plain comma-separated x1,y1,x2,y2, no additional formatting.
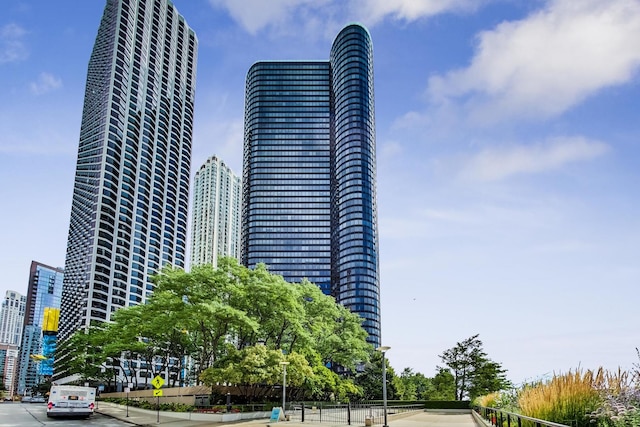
47,385,96,418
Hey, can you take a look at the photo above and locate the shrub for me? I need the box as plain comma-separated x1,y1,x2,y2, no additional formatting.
424,400,470,409
588,369,640,427
159,402,194,412
138,400,156,410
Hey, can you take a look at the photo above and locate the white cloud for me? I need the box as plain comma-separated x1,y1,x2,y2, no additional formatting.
352,0,487,24
30,72,62,95
0,23,28,63
208,0,330,34
460,136,609,182
209,0,489,35
428,0,640,122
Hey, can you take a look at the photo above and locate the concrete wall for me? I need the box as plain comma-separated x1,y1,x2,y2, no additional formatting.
101,385,212,405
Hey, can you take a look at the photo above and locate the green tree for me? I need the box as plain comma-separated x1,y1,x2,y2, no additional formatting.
396,368,436,400
56,324,118,389
200,345,313,401
153,259,369,380
60,257,371,400
430,368,456,400
297,279,370,371
413,373,436,400
439,334,510,400
467,359,510,399
353,349,398,400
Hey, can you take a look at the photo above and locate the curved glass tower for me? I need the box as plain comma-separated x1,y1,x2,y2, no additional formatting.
330,25,379,343
242,24,380,346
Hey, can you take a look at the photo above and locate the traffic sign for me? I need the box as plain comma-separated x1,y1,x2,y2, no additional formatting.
153,389,163,397
151,375,164,389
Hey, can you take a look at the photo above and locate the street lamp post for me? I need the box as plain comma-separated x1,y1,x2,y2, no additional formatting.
280,361,290,414
376,346,391,427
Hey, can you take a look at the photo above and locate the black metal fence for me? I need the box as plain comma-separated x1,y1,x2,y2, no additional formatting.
475,406,571,427
287,402,424,425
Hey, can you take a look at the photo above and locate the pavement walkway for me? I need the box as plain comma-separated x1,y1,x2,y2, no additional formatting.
96,403,481,427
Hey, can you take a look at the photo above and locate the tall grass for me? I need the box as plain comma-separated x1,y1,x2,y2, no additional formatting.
518,369,605,427
474,392,500,408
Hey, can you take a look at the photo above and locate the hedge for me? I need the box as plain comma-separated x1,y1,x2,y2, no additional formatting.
424,400,471,409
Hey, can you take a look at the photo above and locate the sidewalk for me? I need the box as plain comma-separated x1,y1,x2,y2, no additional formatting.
96,402,273,427
96,403,479,427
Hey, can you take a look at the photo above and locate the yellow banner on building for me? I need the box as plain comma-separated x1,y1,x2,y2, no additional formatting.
42,308,60,332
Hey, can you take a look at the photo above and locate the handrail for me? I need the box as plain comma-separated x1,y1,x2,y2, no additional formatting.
288,402,424,425
475,406,570,427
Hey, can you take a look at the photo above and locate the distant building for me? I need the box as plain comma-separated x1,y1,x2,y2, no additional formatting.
56,0,198,383
0,291,26,346
0,290,26,398
242,24,381,346
0,345,19,399
0,346,5,387
190,155,242,268
17,261,63,395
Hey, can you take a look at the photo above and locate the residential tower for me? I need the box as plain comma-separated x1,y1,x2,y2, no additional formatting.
56,0,197,382
241,24,380,346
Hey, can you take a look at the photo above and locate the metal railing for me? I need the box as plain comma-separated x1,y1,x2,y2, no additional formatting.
288,402,424,425
475,406,571,427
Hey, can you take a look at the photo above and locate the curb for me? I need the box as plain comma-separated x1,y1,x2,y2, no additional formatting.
96,408,146,426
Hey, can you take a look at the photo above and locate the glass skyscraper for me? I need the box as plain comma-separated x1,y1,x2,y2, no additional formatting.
190,155,242,268
57,0,197,382
242,24,380,346
17,261,63,395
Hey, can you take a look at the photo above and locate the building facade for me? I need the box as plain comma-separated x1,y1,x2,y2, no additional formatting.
0,291,26,346
57,0,197,382
242,24,380,346
16,262,63,395
190,155,242,268
0,345,20,399
0,291,26,398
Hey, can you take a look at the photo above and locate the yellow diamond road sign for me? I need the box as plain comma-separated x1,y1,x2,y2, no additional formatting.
153,389,163,397
151,375,165,389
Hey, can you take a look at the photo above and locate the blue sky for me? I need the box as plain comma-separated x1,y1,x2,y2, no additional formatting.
1,0,639,385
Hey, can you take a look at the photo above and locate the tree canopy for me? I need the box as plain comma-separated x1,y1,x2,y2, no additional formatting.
438,334,510,400
61,257,370,400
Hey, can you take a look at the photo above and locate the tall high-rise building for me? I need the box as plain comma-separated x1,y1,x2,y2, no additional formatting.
190,155,242,268
17,261,63,395
241,24,380,346
0,291,26,346
0,291,26,398
57,0,197,381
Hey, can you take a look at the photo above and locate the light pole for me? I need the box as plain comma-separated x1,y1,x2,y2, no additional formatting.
280,361,290,414
376,346,391,427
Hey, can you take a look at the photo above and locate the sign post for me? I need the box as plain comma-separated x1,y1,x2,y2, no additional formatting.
152,375,164,424
125,383,132,417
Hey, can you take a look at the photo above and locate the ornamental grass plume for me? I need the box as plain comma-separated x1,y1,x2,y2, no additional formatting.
475,392,501,408
518,368,603,427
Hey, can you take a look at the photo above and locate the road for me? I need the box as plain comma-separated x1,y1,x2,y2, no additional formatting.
0,402,135,427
